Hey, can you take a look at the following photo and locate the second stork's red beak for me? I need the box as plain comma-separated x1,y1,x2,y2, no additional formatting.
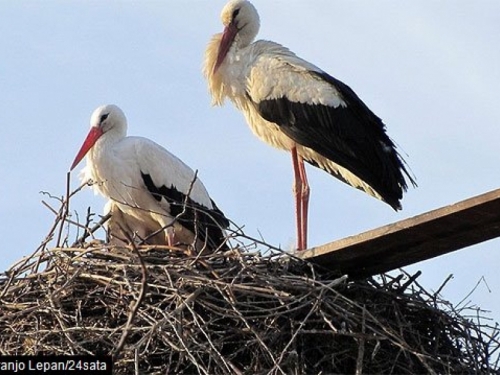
214,22,238,73
70,127,103,171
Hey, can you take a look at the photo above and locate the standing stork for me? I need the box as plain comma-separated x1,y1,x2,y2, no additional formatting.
70,104,229,252
204,0,416,250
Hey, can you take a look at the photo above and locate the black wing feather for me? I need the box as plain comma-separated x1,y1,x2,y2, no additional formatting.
141,173,229,249
256,71,415,209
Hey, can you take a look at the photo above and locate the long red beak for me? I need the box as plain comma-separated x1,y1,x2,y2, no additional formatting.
70,127,103,171
214,22,238,73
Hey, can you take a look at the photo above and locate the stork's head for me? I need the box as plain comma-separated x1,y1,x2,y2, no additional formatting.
70,104,127,171
214,0,260,73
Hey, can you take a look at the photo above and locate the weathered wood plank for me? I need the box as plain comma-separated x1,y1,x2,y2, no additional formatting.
297,188,500,279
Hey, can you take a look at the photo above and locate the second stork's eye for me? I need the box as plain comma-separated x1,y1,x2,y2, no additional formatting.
232,8,240,20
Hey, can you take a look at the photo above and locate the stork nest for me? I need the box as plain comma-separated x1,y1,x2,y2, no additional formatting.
1,191,499,374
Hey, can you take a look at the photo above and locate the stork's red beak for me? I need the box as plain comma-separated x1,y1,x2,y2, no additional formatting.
214,22,238,73
70,127,103,171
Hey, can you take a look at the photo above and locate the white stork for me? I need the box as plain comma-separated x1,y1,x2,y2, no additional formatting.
70,104,229,251
204,0,416,250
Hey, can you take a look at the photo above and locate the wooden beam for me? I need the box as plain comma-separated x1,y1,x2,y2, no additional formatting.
297,188,500,279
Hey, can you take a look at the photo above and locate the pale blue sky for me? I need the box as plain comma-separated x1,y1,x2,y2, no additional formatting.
1,1,500,326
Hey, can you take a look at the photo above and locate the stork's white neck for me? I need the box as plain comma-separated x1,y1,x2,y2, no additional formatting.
85,128,125,195
91,127,123,156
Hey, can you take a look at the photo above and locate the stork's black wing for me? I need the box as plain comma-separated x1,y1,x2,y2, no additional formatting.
255,71,415,209
141,173,229,250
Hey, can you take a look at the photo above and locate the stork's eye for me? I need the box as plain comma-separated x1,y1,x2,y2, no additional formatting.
100,113,109,123
232,8,240,19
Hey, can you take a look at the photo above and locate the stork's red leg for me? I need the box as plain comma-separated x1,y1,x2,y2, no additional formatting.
298,157,310,250
291,146,305,250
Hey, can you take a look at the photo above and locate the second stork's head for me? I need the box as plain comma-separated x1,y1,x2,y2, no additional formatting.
214,0,260,73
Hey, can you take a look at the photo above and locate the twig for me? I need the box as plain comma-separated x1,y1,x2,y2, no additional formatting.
457,276,490,309
433,274,454,301
56,172,72,248
134,349,139,375
355,306,366,375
